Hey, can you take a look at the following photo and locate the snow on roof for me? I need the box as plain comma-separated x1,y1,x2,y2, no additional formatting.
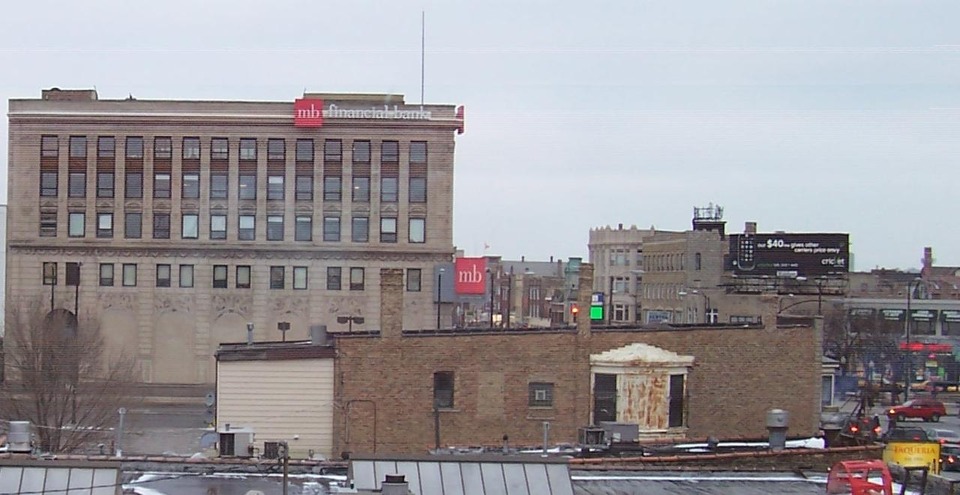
590,343,695,366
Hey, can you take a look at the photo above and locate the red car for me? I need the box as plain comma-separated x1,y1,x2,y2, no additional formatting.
887,398,947,422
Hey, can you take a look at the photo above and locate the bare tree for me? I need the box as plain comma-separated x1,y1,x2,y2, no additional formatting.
822,304,899,380
0,298,141,453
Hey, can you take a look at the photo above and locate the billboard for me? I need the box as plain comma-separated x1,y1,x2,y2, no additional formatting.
294,98,324,127
727,233,849,277
454,257,486,295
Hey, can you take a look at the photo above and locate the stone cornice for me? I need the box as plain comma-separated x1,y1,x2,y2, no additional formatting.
8,243,454,262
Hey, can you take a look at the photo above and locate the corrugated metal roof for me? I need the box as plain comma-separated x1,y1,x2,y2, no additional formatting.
349,454,575,495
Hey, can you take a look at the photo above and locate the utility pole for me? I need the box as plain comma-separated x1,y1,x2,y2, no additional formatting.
280,441,289,495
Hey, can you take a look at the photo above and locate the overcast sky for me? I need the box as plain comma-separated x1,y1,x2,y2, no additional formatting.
2,1,958,271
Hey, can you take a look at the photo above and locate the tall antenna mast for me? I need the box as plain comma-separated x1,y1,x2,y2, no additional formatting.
420,10,425,107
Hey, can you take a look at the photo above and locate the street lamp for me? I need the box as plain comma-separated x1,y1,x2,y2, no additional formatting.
337,315,364,332
904,278,924,401
437,268,445,329
277,321,290,342
777,296,823,315
486,268,495,329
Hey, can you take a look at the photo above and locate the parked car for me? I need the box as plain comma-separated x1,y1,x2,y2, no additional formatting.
943,445,960,472
925,428,960,445
886,398,947,422
884,426,929,443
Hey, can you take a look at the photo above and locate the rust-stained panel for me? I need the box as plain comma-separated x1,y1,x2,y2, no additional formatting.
618,372,668,429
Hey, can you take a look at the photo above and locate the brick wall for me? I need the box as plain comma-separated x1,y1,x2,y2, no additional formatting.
334,265,822,455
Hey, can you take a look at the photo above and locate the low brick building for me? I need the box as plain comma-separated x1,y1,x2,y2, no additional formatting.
333,263,823,456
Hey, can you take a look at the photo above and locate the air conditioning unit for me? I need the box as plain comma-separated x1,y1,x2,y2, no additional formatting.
263,441,280,460
578,427,606,446
599,422,639,443
218,426,256,457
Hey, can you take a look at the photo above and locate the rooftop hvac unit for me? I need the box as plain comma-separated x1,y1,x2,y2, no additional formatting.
8,421,33,453
599,422,639,443
577,427,606,446
218,426,256,457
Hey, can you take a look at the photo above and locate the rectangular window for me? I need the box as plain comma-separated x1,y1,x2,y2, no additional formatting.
326,267,342,290
153,213,170,239
182,137,200,159
381,140,399,163
181,214,199,239
122,264,137,287
40,171,58,197
156,264,171,288
96,172,114,198
293,267,308,290
349,267,365,291
409,218,426,243
267,138,285,161
68,212,85,237
65,263,80,286
180,265,194,288
97,136,115,158
295,216,312,241
236,266,251,289
381,177,398,202
126,136,144,159
352,216,369,243
410,141,428,164
409,177,427,203
433,371,455,409
323,216,341,242
529,382,555,408
325,139,343,162
69,136,87,158
267,215,284,241
240,138,257,161
125,171,143,198
43,262,57,286
41,135,59,157
295,139,314,162
125,212,142,239
182,173,200,199
406,268,421,292
323,176,341,201
668,374,685,428
99,263,114,287
352,140,370,163
210,214,227,240
267,175,284,200
154,137,172,159
154,172,171,198
97,212,114,238
295,175,313,201
211,138,229,160
68,172,86,198
352,177,370,202
380,217,397,243
238,215,255,240
213,265,228,289
239,174,256,200
210,173,228,199
40,212,57,237
270,266,285,290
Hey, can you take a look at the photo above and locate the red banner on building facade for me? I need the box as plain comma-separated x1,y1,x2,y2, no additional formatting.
454,257,486,294
294,98,324,127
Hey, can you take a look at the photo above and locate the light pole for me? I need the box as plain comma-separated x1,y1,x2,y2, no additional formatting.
607,276,615,325
337,315,364,332
437,268,445,329
904,278,924,401
486,268,494,329
277,321,290,342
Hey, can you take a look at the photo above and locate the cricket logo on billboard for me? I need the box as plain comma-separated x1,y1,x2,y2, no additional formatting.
727,233,850,277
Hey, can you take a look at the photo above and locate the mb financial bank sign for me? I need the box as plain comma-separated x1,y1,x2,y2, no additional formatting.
294,97,436,128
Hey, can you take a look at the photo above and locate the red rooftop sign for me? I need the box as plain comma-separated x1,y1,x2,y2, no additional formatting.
454,257,486,295
294,98,324,127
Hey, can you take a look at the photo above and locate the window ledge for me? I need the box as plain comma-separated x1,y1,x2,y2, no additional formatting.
434,408,460,414
526,415,556,421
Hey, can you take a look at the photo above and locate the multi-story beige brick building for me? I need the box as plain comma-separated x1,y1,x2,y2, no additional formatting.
6,88,464,385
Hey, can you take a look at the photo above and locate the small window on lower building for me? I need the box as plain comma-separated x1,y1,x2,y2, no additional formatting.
236,265,251,289
180,265,194,288
380,217,397,243
433,371,455,409
122,264,137,287
42,262,58,285
270,266,285,290
528,382,554,408
293,266,308,290
68,212,85,237
96,213,114,238
182,214,199,239
213,265,228,288
239,215,255,241
267,215,284,241
99,263,114,287
349,267,364,291
327,267,342,290
156,264,171,288
210,214,227,240
668,374,686,428
406,268,421,292
40,212,57,237
409,218,425,243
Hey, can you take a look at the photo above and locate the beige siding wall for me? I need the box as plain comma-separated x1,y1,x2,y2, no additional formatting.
216,358,334,459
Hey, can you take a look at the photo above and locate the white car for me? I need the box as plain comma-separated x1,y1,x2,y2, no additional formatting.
925,428,960,445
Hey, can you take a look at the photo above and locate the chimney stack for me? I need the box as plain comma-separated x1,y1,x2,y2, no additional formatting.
381,474,411,495
745,222,757,235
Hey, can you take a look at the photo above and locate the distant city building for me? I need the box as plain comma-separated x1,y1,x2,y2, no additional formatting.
6,88,464,385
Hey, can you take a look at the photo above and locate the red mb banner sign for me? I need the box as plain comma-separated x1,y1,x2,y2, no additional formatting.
294,98,324,127
454,257,486,294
